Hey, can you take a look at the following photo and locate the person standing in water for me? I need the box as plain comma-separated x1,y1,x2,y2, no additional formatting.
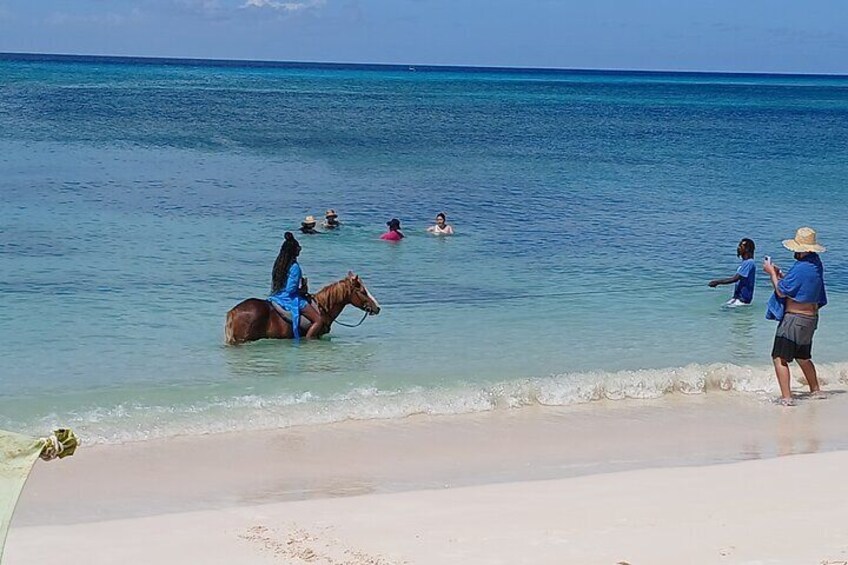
764,227,827,405
269,232,325,339
299,216,320,235
323,209,340,230
427,212,454,236
708,238,756,306
381,218,404,241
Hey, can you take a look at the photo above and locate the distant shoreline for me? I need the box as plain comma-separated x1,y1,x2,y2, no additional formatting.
2,51,847,79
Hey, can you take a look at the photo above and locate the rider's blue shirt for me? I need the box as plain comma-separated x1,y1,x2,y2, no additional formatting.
269,262,309,338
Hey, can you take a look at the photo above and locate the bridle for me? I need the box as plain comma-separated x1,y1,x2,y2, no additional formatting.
315,278,378,329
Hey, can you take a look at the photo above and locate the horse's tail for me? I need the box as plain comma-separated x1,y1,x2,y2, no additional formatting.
224,308,237,345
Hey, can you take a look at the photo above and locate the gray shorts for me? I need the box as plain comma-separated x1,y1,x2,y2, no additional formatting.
772,313,818,361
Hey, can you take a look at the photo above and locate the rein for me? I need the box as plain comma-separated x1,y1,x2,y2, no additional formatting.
332,310,370,328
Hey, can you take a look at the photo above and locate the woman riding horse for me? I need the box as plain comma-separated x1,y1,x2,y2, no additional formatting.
269,232,325,339
225,271,381,344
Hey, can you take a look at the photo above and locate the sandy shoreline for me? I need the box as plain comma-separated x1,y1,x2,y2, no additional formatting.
7,450,848,564
7,391,848,563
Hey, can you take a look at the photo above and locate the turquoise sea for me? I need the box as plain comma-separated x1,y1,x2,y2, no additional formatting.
2,54,847,442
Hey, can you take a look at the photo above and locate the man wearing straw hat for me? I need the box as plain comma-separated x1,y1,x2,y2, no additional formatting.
323,209,340,230
763,227,828,405
299,215,320,235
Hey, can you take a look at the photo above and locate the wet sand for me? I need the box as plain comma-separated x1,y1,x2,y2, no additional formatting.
7,390,848,563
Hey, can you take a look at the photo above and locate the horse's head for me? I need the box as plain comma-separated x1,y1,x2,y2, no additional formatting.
346,271,381,315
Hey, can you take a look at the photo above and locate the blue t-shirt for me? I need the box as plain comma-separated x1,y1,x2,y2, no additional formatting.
268,262,309,339
765,253,827,321
733,258,756,303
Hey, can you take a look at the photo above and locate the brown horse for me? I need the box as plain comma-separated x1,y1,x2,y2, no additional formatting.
224,272,381,345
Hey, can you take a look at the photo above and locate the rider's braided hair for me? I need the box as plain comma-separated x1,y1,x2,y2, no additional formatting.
271,232,300,294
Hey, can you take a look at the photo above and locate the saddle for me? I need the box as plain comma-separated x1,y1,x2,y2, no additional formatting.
269,302,313,333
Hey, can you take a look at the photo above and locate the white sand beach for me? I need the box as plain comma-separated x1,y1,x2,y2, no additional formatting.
7,451,848,565
7,392,848,564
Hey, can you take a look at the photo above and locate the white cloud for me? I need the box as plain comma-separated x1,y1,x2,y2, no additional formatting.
241,0,325,12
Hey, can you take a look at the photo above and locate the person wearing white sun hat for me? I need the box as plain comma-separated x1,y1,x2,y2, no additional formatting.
299,215,320,235
763,227,828,405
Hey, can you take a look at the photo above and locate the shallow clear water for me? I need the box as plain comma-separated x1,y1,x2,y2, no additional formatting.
2,54,848,441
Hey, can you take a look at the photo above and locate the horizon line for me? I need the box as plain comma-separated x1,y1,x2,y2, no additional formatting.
2,51,847,78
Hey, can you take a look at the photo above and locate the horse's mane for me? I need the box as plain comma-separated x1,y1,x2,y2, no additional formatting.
313,278,351,315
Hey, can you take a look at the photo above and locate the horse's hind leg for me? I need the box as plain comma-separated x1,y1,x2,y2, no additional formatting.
225,308,248,345
225,300,270,344
225,310,237,345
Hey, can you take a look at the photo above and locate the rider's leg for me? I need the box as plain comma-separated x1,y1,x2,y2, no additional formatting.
300,304,325,339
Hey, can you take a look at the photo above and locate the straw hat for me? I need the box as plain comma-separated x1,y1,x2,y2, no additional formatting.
302,215,317,226
782,227,826,253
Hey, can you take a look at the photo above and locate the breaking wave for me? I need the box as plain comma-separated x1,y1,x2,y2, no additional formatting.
18,361,848,444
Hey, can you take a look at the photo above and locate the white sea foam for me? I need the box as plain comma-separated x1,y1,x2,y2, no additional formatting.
24,361,848,445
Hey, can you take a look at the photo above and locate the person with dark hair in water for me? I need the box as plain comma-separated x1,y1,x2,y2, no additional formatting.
708,238,756,307
269,232,325,339
427,212,454,236
381,218,404,241
323,209,340,230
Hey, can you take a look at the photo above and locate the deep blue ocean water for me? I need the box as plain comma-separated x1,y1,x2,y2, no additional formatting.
2,54,847,442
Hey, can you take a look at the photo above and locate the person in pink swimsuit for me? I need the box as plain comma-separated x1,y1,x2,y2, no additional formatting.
381,218,405,241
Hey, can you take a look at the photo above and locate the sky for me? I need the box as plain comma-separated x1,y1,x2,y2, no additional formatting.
1,0,847,73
